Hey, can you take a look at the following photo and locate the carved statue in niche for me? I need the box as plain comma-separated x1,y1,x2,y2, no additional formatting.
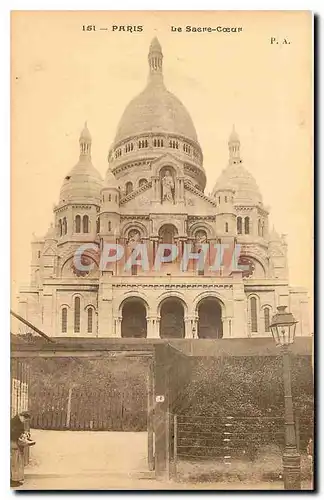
159,224,177,245
127,229,141,246
195,230,208,244
161,169,175,204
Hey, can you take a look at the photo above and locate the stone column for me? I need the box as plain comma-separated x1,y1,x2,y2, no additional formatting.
222,316,231,338
147,316,160,338
114,316,122,337
151,237,159,268
184,317,192,338
184,315,197,338
156,317,161,338
192,315,199,339
177,237,186,266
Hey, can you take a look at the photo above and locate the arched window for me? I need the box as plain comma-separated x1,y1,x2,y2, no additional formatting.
264,307,270,332
63,217,67,235
125,182,133,195
96,217,100,234
108,194,111,202
258,219,262,236
225,222,229,233
87,308,93,333
244,217,250,235
108,221,111,232
250,297,258,333
61,307,67,333
83,215,89,233
75,215,81,233
237,217,242,234
59,219,62,237
139,178,147,188
261,222,265,237
74,297,80,333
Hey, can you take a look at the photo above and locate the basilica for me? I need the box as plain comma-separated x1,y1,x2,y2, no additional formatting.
18,38,310,340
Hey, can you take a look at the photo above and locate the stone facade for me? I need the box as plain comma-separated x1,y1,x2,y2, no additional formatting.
18,38,310,340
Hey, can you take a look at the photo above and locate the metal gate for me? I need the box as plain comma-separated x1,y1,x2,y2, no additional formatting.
170,412,309,479
11,356,30,465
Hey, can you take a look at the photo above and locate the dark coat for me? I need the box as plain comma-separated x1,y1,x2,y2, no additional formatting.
11,415,25,443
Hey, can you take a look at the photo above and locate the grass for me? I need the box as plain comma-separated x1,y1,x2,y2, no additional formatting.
175,445,313,484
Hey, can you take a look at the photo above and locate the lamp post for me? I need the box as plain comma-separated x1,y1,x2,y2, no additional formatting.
269,305,301,490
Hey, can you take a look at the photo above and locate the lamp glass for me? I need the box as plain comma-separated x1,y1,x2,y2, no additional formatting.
270,323,296,346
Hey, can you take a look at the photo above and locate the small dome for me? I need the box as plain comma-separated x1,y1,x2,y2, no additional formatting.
269,226,281,242
59,124,103,204
104,169,119,189
213,178,235,193
213,163,262,205
59,158,103,204
44,223,56,240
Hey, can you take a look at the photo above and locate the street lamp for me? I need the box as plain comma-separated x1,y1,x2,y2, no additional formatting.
269,305,301,490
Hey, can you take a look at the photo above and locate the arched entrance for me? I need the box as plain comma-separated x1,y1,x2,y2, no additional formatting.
121,298,147,338
197,298,223,339
159,297,185,339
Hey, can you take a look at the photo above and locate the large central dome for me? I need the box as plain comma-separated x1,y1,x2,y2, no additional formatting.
113,38,199,146
114,82,198,144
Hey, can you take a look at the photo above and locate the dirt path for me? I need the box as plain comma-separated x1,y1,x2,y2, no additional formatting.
18,429,312,490
24,429,148,475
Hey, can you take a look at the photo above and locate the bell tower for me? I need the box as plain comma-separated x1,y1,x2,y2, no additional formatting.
148,37,163,81
228,125,241,165
79,121,92,158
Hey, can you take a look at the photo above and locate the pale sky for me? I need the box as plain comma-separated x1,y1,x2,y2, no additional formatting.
11,11,313,312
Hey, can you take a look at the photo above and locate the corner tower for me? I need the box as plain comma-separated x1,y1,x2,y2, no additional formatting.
54,123,103,245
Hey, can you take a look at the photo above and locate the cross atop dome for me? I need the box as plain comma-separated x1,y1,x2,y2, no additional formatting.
148,37,163,82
